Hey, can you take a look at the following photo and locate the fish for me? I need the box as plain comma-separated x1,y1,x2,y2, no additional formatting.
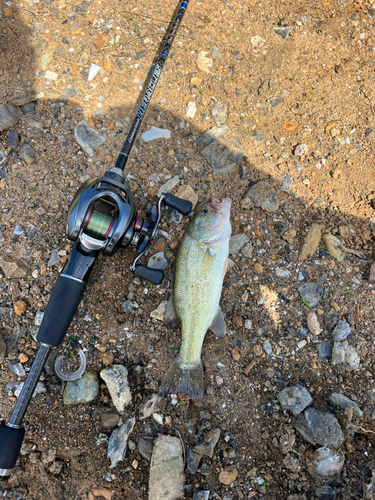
159,197,232,402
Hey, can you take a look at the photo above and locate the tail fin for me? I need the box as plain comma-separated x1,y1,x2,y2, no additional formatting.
159,354,204,402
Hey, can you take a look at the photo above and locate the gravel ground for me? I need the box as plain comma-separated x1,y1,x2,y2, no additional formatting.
1,0,375,499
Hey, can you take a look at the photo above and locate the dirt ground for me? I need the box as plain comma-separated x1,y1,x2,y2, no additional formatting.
1,0,375,498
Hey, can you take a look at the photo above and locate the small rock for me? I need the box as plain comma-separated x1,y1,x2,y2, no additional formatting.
313,447,345,477
15,381,46,398
196,126,228,147
240,197,253,210
250,35,266,51
304,409,344,449
315,485,336,500
35,311,44,326
325,313,338,330
92,488,112,500
219,466,238,485
148,252,167,270
277,385,313,415
229,234,250,255
196,51,213,72
331,341,360,372
241,242,254,258
8,130,19,149
268,97,283,107
176,184,198,211
0,105,21,132
293,143,309,157
201,140,244,175
48,249,61,267
281,174,292,189
193,491,210,500
186,102,197,119
187,446,202,474
195,428,221,458
254,263,263,273
13,225,25,236
332,320,351,341
100,365,131,412
275,267,291,278
292,413,318,446
323,233,345,262
273,27,293,39
74,120,106,157
298,283,324,308
14,301,27,316
140,393,166,419
121,300,134,314
149,435,184,500
246,181,279,213
169,209,183,224
137,437,153,461
7,360,26,377
45,70,58,81
0,335,6,364
211,102,227,126
317,342,333,360
107,416,136,468
244,319,252,330
250,129,264,142
325,392,363,419
307,312,321,336
157,175,180,197
101,413,120,429
150,301,167,321
19,142,37,165
63,372,99,405
283,454,300,472
299,224,325,260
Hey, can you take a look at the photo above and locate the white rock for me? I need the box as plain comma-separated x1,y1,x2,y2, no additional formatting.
307,311,321,335
100,365,131,412
186,101,197,119
88,63,101,82
153,413,164,425
275,267,291,278
44,70,58,81
244,319,252,330
149,435,184,500
150,301,167,321
196,51,213,72
142,126,171,142
251,35,266,51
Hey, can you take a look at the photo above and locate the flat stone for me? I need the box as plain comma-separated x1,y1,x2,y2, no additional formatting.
48,249,61,267
238,118,255,136
186,102,197,119
63,371,99,406
0,256,28,279
74,120,106,157
148,252,167,270
325,313,338,330
246,181,279,213
323,233,345,262
101,412,120,429
211,102,227,126
201,139,244,175
196,126,229,147
193,491,210,500
293,143,309,157
186,446,201,474
299,224,325,261
268,97,284,107
7,130,19,149
331,341,360,372
219,466,238,485
0,105,21,132
107,416,135,468
332,320,351,341
150,301,167,321
195,428,221,458
15,381,46,398
19,142,38,165
307,312,321,336
196,51,213,72
149,435,184,500
13,225,25,236
298,283,324,308
317,342,333,360
100,365,131,412
137,437,153,461
241,242,254,258
277,384,313,415
315,485,335,500
314,447,345,477
0,335,5,364
176,184,198,210
304,409,344,449
229,234,250,255
325,392,363,419
121,300,134,314
292,414,318,445
275,267,291,278
157,175,180,197
273,27,293,39
7,360,26,377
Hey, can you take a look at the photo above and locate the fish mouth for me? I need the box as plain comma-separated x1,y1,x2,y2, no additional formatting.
208,197,231,214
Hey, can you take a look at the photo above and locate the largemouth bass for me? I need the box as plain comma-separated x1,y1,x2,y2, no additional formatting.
159,197,232,402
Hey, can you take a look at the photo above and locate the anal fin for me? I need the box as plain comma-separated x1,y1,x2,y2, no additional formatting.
164,295,180,325
209,306,226,339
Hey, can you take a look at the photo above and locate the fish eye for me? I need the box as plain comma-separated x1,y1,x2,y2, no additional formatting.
200,209,207,215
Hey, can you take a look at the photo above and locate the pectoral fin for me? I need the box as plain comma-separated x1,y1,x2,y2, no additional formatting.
164,295,180,325
209,306,226,339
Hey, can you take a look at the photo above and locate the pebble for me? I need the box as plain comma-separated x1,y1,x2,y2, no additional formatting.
299,224,325,260
268,97,283,107
47,249,61,267
157,175,180,197
293,143,309,157
35,311,44,326
246,181,279,213
317,342,333,360
107,416,135,468
251,34,266,51
176,184,198,211
121,300,134,314
148,252,168,270
150,301,167,321
219,466,238,485
304,409,344,449
323,233,345,262
186,102,197,119
211,102,227,126
298,283,324,308
137,437,153,461
149,435,184,500
201,139,244,175
254,263,263,273
45,70,58,81
325,313,338,330
331,341,360,372
277,385,313,415
314,447,345,477
14,301,27,316
187,446,202,474
229,233,250,255
13,225,25,236
325,392,363,419
100,365,131,412
307,312,321,335
193,491,210,500
196,51,213,72
273,27,293,39
0,105,21,132
19,142,38,165
245,319,252,330
195,428,221,458
241,242,254,258
7,130,19,149
74,120,106,157
15,381,46,398
292,413,318,445
101,413,120,429
196,126,229,147
7,360,26,377
275,267,291,278
332,320,351,341
315,485,335,500
63,371,99,406
169,209,183,224
0,335,5,364
140,393,166,419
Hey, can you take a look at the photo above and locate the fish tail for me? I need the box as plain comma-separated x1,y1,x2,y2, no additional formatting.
159,354,204,402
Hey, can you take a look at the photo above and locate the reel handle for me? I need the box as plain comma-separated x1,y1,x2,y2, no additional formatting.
134,264,164,285
162,193,192,215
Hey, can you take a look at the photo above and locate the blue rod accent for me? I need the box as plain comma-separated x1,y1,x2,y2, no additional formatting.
162,51,168,56
181,2,187,8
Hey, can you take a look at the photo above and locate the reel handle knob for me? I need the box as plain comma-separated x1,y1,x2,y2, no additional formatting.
162,193,192,215
134,265,164,285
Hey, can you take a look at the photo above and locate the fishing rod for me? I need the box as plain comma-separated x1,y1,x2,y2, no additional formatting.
0,0,191,481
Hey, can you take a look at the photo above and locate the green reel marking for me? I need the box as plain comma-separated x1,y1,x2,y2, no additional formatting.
84,209,114,239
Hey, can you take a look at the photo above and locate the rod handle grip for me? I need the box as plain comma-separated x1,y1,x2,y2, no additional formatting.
0,423,25,481
162,193,192,215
